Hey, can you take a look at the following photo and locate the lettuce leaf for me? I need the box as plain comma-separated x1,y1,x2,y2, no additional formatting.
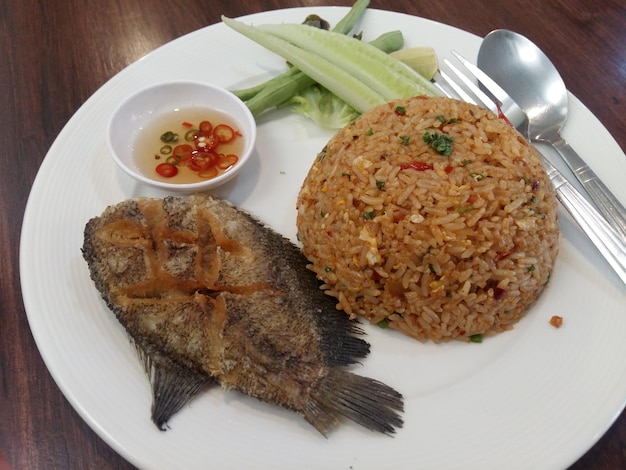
284,84,360,129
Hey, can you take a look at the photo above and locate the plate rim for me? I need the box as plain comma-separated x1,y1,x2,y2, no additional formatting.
19,6,626,470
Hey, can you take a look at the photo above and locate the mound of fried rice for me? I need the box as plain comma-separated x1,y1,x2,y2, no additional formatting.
296,96,559,343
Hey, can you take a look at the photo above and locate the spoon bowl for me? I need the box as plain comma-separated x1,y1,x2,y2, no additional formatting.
477,29,568,141
477,29,626,239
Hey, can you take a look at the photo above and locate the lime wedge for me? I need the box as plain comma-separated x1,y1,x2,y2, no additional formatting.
391,47,439,80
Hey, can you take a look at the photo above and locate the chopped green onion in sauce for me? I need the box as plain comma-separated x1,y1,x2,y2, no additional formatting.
184,129,198,141
160,131,179,143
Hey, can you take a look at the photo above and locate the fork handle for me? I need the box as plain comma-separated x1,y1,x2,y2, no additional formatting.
548,137,626,240
542,156,626,286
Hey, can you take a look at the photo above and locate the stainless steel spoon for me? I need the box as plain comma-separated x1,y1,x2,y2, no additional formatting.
477,29,626,239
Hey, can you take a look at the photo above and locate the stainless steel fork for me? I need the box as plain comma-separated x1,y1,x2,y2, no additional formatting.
446,51,626,242
435,54,626,286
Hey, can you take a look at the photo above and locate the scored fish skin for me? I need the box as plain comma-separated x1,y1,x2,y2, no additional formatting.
82,194,403,436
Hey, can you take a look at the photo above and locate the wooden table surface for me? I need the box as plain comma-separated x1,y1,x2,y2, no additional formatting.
2,0,624,468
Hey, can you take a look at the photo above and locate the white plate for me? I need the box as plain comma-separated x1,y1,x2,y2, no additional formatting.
20,7,626,470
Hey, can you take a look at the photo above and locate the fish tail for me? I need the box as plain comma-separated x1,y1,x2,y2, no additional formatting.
304,370,404,436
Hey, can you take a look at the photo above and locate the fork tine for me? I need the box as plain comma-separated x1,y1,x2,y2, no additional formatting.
441,58,498,113
441,51,529,130
438,53,626,283
437,69,477,105
450,51,512,106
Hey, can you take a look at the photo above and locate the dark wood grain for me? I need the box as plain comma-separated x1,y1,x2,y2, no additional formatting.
1,1,624,469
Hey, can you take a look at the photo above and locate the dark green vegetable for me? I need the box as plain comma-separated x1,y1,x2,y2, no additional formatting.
160,131,179,143
286,84,360,129
423,131,453,156
237,30,406,119
470,334,483,343
456,205,474,214
227,0,440,127
436,115,460,124
302,14,330,30
230,0,372,110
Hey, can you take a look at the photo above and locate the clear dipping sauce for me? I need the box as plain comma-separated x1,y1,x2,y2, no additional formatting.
133,106,245,184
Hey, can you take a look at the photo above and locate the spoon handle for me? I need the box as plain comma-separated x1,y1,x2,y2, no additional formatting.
549,137,626,239
541,155,626,286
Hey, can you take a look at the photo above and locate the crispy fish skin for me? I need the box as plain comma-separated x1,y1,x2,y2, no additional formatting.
82,194,403,435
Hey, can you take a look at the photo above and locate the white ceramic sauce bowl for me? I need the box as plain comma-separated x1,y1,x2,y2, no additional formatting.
108,80,256,193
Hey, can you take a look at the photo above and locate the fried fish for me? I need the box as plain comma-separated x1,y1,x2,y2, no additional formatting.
82,194,403,435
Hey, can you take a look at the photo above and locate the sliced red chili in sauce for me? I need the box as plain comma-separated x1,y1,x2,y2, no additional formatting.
154,118,242,179
195,133,220,151
213,124,239,143
155,162,178,178
199,120,213,134
217,153,238,169
188,150,218,172
198,166,218,179
172,144,193,163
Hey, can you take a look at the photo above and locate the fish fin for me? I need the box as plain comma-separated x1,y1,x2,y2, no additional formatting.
135,344,214,430
305,370,404,436
319,323,371,367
